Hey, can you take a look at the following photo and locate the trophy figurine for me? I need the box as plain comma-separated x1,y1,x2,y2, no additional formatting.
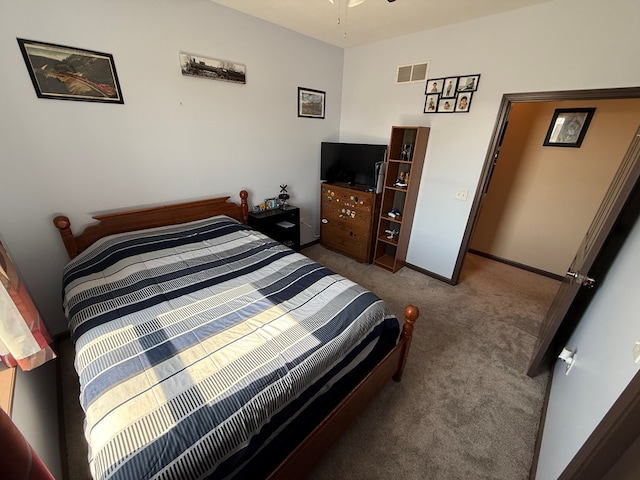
279,184,290,209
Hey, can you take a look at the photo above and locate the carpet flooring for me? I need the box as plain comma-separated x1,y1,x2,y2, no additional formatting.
57,246,560,479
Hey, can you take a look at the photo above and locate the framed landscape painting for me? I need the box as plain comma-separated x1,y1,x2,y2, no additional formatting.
298,87,325,119
17,38,124,103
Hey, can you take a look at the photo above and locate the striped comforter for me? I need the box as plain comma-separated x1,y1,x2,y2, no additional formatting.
62,215,399,480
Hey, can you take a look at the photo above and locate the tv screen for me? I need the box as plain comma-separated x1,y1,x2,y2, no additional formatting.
320,142,387,188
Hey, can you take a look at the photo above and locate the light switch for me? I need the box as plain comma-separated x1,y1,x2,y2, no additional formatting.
633,341,640,364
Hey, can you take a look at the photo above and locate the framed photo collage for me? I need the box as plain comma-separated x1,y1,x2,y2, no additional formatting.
424,74,480,113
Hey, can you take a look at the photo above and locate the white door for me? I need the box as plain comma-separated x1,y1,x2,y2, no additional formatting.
528,125,640,375
535,215,640,480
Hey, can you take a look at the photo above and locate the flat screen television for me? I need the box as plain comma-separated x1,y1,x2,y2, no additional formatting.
320,142,388,189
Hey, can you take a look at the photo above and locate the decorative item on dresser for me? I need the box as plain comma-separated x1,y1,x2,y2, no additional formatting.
52,190,418,480
374,126,430,273
320,183,381,263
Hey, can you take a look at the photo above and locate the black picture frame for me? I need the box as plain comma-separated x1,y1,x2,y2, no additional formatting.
424,94,438,113
543,108,596,148
455,91,473,112
179,52,246,84
442,77,458,98
425,78,444,95
457,74,480,92
424,73,480,114
298,87,325,119
17,38,124,104
437,97,455,113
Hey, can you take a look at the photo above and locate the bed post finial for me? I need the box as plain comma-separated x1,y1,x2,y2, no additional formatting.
53,215,79,258
240,190,249,225
393,304,419,382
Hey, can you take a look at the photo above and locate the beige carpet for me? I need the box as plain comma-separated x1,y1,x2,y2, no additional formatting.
57,247,560,479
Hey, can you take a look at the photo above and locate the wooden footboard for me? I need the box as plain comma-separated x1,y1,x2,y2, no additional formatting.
268,305,419,480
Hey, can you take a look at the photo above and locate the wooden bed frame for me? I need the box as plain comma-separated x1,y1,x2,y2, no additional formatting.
53,190,418,480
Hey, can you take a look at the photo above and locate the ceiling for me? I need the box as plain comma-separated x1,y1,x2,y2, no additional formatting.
209,0,551,48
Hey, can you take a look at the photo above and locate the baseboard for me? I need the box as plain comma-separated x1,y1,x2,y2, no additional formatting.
468,249,564,281
301,239,320,249
404,262,455,285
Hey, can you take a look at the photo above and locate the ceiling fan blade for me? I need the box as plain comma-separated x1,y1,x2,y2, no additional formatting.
328,0,368,6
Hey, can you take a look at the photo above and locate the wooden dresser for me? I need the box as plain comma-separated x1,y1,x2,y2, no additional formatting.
320,183,381,263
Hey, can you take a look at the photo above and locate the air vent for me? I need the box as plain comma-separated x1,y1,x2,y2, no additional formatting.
396,61,430,84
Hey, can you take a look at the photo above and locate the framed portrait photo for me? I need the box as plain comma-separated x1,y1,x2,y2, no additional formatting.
17,38,124,104
424,94,439,113
298,87,325,119
442,77,458,98
455,91,473,112
543,108,596,147
425,78,444,95
437,97,455,113
458,74,480,92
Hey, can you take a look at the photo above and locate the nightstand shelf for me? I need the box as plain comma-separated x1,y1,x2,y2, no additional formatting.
248,205,300,251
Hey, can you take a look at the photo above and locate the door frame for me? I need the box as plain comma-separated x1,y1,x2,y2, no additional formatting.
451,86,640,285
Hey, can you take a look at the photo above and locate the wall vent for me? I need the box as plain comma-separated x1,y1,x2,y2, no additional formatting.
396,62,430,84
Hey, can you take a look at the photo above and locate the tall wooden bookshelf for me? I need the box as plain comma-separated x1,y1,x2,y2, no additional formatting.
373,126,430,273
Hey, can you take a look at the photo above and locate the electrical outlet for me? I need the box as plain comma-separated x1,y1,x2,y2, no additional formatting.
634,341,640,364
455,189,468,201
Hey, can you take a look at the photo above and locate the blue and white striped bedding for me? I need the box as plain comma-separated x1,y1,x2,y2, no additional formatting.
62,215,399,480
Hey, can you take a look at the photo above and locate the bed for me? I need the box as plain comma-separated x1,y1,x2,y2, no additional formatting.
54,190,418,480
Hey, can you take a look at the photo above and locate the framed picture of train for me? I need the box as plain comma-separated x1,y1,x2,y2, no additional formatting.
179,52,246,84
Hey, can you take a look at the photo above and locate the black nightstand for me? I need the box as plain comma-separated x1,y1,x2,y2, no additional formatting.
248,205,300,251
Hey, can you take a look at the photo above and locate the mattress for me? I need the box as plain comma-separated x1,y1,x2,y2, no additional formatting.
62,215,399,480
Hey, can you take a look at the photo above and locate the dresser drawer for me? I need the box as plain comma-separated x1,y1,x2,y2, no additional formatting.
321,202,373,228
320,222,370,262
320,183,380,264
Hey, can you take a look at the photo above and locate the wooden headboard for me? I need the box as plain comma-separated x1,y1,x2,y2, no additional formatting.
54,190,249,259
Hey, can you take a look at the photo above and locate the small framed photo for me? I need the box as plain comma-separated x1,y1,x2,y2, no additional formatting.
458,74,480,92
298,87,325,119
426,78,444,94
424,94,438,113
442,77,458,98
455,91,473,112
543,108,596,148
264,198,279,210
17,38,124,103
437,97,455,113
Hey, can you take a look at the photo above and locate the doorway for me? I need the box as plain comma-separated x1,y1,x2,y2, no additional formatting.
468,98,640,279
452,87,640,285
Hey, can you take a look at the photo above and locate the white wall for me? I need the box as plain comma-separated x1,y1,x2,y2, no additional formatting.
535,213,640,479
340,0,640,278
0,0,344,335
